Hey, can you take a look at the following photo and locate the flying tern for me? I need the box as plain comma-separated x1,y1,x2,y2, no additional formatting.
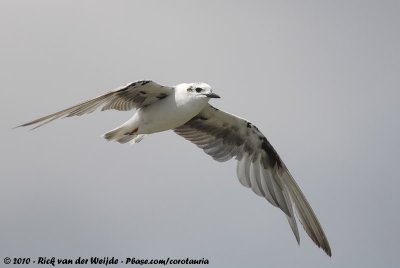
17,80,331,256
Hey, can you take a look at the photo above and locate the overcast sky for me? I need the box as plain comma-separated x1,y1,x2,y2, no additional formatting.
1,1,400,267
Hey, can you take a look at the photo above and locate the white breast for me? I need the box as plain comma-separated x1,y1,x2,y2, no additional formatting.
136,94,209,134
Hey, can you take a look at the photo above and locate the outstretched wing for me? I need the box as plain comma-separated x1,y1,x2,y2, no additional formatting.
16,80,173,129
174,104,331,256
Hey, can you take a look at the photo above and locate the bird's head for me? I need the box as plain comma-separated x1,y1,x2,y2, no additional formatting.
175,82,220,101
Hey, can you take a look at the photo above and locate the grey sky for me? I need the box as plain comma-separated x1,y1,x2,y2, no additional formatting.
1,1,399,267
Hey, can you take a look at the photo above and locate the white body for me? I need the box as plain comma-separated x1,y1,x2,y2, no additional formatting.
104,83,212,142
128,93,208,133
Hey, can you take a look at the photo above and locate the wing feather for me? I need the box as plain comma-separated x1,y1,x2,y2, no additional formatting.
174,104,331,256
16,80,173,129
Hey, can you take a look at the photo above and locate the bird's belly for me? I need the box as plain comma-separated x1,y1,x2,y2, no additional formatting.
136,102,205,134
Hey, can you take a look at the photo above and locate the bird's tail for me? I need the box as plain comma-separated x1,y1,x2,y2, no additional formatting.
103,127,145,144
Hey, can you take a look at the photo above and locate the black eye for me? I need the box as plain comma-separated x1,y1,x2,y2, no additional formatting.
195,87,202,93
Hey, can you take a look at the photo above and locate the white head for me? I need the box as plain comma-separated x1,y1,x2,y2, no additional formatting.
175,82,220,101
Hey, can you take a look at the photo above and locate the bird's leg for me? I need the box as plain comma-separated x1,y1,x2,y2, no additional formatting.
126,127,139,135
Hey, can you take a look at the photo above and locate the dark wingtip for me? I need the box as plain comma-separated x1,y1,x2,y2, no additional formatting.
13,122,42,131
318,240,332,257
322,235,332,257
13,123,31,130
325,245,332,257
13,124,25,130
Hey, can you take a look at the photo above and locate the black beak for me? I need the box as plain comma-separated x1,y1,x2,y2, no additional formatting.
204,92,221,98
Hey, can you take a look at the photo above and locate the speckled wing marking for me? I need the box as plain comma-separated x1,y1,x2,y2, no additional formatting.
174,104,331,256
16,80,173,129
